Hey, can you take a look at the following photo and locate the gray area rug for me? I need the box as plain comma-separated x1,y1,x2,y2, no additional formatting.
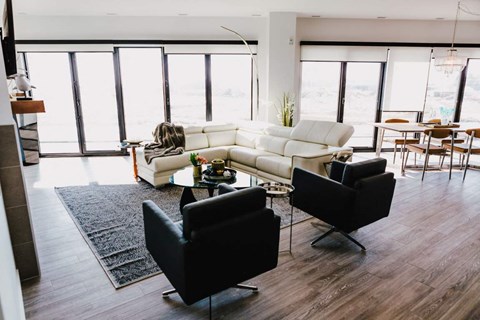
55,181,310,288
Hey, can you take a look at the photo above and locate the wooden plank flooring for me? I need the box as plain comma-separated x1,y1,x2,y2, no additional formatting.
20,154,480,319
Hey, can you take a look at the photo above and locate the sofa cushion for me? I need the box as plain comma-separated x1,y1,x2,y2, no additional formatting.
203,123,237,133
284,140,328,157
207,130,237,147
255,135,289,156
291,120,354,147
256,156,292,179
185,133,209,151
235,129,262,148
265,126,293,138
229,146,276,167
184,126,204,134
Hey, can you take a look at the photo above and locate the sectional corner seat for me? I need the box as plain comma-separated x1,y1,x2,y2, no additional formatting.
136,120,354,188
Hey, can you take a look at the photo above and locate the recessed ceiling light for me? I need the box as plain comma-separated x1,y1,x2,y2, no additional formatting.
377,16,387,19
17,12,27,15
436,17,445,20
178,13,189,16
106,12,117,16
312,15,321,18
252,14,262,17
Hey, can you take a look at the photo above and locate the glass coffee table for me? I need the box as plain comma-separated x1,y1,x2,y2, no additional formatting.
170,165,264,211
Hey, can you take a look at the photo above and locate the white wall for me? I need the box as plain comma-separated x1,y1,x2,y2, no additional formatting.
0,185,26,320
297,18,480,43
13,15,480,123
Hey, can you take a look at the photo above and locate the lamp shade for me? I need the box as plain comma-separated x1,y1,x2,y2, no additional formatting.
434,48,467,75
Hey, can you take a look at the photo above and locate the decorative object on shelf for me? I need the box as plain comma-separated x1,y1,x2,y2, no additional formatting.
9,73,36,100
275,92,295,127
434,1,467,75
210,158,225,175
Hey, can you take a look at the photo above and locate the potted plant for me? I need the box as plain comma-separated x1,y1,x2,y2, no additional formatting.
190,153,208,177
275,93,294,127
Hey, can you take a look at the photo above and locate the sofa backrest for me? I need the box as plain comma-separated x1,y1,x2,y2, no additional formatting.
203,123,237,147
291,120,354,147
183,120,353,153
255,136,290,155
235,122,268,148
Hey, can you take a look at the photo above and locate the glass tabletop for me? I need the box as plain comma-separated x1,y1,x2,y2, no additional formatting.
170,165,263,189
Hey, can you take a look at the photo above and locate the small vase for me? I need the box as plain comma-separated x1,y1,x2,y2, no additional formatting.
192,165,202,177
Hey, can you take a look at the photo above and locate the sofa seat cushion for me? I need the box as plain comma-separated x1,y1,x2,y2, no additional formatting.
256,156,292,179
229,147,276,167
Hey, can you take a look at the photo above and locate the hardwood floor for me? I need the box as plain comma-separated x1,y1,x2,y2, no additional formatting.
20,154,480,319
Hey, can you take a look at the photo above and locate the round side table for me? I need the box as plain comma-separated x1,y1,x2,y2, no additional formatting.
258,182,295,253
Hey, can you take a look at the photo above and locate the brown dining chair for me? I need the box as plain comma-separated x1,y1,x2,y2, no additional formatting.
383,118,420,164
404,128,454,181
422,118,464,146
443,128,480,181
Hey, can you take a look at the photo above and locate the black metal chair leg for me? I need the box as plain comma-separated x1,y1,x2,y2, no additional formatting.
209,296,212,320
310,228,335,246
338,230,366,251
162,288,177,297
235,284,258,291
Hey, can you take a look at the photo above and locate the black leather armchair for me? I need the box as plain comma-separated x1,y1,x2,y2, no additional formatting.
143,185,281,308
291,158,396,250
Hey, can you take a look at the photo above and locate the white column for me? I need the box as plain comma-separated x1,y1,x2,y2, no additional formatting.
265,12,300,125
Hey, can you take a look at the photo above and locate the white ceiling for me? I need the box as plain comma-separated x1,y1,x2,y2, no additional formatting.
12,0,480,21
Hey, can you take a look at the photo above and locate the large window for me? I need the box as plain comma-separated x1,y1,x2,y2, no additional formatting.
119,48,165,141
168,55,206,125
343,63,382,147
424,59,461,122
27,53,80,154
460,59,480,123
300,62,341,121
211,55,252,122
76,53,120,151
300,61,382,148
22,46,254,155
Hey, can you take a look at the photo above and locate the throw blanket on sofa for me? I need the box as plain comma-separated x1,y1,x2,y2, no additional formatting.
144,122,185,164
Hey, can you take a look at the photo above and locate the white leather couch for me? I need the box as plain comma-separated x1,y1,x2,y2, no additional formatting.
136,120,354,187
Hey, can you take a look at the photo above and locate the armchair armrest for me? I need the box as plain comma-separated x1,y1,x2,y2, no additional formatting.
143,200,188,292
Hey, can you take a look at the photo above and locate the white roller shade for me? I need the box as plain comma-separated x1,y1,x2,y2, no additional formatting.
16,44,114,52
164,45,257,54
433,47,480,59
382,47,432,111
301,45,388,62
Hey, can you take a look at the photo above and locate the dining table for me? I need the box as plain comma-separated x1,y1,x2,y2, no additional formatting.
373,122,480,175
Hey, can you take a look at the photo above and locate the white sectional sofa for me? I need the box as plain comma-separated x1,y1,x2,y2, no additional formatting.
136,120,354,187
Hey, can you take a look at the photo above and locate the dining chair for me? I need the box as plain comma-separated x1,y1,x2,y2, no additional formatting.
443,128,480,181
404,128,454,181
382,118,420,164
422,118,464,146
